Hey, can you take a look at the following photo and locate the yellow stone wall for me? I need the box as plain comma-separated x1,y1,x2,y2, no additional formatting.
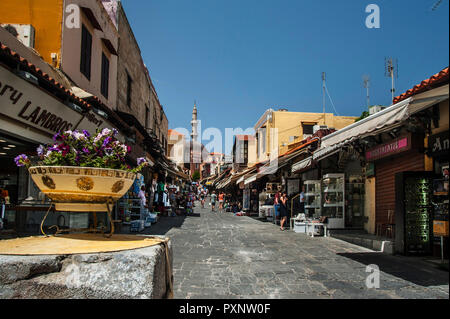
0,0,64,66
257,111,357,159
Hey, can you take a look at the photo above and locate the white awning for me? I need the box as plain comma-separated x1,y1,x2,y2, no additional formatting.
408,84,449,114
312,98,412,161
292,157,312,173
315,85,449,162
322,98,412,149
236,176,245,185
244,174,257,185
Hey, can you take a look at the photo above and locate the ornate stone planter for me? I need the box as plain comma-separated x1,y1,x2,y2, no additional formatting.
29,166,136,212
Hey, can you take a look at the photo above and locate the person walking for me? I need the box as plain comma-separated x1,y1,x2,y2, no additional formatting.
218,192,225,213
299,185,306,216
211,191,217,212
274,191,281,223
138,185,148,221
279,192,288,231
200,191,206,208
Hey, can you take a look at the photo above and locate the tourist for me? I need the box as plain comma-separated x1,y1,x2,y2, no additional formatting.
200,191,206,208
279,192,288,231
218,192,225,212
211,191,217,212
274,191,281,222
138,185,148,220
299,185,306,215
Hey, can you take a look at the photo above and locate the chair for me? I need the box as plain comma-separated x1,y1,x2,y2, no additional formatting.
376,210,395,238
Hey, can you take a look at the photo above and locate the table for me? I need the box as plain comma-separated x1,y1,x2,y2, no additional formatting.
306,222,328,237
290,217,304,231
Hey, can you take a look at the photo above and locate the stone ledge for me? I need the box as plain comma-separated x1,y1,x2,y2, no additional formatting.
331,234,395,255
0,237,172,299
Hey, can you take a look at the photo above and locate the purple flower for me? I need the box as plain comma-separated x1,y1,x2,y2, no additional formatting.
83,147,90,154
14,154,29,167
101,128,112,136
137,157,146,165
73,131,86,140
37,145,45,156
112,128,119,136
105,148,113,156
83,130,91,138
102,137,112,148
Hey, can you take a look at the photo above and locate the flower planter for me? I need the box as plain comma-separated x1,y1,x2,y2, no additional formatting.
29,166,136,212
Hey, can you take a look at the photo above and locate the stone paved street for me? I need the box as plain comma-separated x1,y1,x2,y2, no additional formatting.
140,201,449,299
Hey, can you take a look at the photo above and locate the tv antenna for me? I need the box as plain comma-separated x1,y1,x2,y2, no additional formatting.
385,57,398,103
431,0,444,11
363,75,370,109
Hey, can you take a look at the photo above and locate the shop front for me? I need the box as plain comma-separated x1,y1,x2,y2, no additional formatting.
363,132,434,255
428,129,449,258
0,58,124,235
305,146,366,230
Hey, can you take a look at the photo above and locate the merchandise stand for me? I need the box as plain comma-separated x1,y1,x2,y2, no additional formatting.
39,197,116,238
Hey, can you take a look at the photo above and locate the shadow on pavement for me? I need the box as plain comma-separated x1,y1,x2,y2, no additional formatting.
337,252,449,287
119,212,201,236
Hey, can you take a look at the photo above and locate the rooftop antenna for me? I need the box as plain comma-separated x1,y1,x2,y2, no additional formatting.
385,57,398,104
363,75,370,109
322,72,326,125
431,0,443,10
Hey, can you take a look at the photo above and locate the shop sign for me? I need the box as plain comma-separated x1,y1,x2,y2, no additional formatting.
428,131,449,158
365,134,411,162
433,220,449,237
0,66,113,137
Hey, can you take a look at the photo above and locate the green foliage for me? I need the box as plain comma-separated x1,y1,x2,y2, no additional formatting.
192,171,201,181
355,111,370,122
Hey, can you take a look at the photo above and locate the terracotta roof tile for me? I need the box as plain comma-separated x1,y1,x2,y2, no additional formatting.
393,67,449,103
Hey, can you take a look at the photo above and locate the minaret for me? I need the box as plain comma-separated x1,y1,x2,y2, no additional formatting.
191,101,198,143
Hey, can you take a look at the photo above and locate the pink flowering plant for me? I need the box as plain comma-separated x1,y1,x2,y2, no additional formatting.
14,128,149,173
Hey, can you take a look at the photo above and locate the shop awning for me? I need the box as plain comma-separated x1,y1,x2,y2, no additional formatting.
291,156,313,173
221,176,232,189
313,98,412,161
408,84,448,114
313,85,449,162
236,175,245,185
244,174,257,185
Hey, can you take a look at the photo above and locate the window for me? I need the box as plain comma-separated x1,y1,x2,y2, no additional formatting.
80,25,92,80
237,140,248,164
126,73,132,107
302,123,315,135
100,53,109,98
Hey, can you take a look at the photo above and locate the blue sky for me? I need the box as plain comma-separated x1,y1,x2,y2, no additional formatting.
122,0,449,155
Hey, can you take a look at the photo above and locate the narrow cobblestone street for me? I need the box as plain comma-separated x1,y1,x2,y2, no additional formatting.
142,201,449,299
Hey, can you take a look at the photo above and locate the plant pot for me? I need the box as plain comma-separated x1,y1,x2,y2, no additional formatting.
29,166,136,212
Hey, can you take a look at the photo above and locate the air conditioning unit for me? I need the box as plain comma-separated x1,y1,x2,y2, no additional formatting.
1,24,36,48
313,125,328,134
369,105,386,115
